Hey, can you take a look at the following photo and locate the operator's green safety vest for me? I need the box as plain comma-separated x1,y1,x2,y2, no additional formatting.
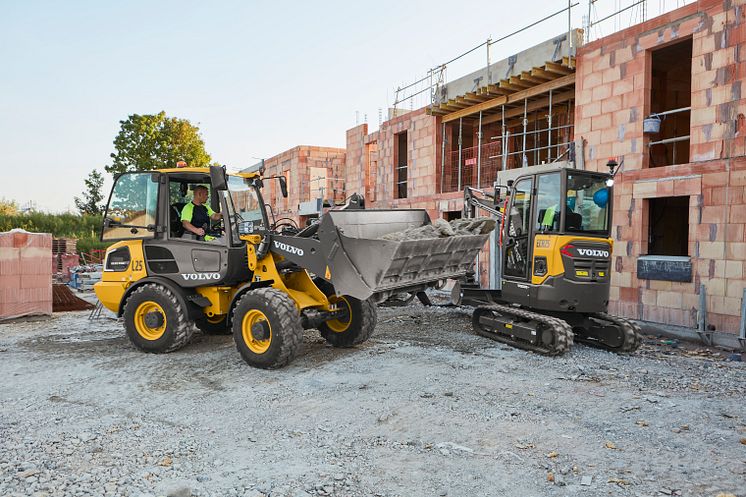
541,205,557,228
181,201,217,240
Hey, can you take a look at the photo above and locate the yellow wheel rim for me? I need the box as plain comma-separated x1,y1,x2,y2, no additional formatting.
242,309,272,354
326,296,352,333
133,302,167,341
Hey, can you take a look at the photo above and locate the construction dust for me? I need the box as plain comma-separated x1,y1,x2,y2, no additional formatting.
381,217,496,241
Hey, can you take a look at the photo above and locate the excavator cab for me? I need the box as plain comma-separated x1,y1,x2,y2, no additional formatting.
461,162,641,355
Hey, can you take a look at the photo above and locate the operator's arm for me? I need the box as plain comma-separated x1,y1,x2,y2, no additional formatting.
180,203,205,236
207,204,222,221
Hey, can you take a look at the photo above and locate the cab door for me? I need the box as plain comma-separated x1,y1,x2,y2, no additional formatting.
102,172,161,242
501,176,533,305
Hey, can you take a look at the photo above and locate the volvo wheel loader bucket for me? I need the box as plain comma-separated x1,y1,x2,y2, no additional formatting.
316,210,489,301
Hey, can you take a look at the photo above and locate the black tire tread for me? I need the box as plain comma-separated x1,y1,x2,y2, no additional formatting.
123,283,195,353
232,287,303,369
319,297,377,348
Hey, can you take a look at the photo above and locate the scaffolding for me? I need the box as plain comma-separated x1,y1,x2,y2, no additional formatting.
440,102,575,193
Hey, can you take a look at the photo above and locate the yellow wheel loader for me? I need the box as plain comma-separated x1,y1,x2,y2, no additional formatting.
94,164,491,368
456,160,642,355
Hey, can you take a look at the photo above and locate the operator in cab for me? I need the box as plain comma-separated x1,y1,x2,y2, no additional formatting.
181,185,223,240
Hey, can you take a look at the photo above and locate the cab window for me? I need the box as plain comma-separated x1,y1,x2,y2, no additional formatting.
566,174,611,235
102,173,159,241
226,176,265,233
534,173,562,232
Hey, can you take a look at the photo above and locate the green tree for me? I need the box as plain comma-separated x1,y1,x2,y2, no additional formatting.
74,169,106,215
0,198,19,216
106,111,213,175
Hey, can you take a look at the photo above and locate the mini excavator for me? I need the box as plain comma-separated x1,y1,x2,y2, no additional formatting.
455,160,642,355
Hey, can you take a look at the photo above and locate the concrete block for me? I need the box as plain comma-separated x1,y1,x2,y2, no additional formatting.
727,242,746,259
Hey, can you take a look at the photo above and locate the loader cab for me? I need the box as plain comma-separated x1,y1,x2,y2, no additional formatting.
101,168,258,288
500,168,612,306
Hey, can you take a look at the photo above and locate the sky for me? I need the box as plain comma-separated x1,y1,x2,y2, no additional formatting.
0,0,688,212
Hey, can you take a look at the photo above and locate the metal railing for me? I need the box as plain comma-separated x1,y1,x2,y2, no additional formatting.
392,0,696,112
393,2,579,112
647,106,691,166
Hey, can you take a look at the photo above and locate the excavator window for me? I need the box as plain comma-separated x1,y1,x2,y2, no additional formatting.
534,172,562,232
504,177,532,279
565,174,611,235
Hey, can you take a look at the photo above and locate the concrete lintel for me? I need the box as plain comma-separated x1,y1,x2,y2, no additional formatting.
438,30,583,104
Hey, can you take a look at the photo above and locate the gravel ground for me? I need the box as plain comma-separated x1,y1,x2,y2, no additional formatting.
1,295,745,497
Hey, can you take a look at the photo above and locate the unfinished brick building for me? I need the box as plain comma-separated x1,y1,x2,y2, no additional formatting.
574,0,746,334
261,0,745,336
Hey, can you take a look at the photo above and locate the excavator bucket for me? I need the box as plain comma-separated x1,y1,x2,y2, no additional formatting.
314,209,491,301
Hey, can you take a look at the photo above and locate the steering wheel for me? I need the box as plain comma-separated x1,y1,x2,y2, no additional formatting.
271,217,299,232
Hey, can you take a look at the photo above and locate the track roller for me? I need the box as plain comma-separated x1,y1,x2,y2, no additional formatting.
572,313,643,353
472,304,573,356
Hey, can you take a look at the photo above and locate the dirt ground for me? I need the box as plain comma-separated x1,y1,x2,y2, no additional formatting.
1,296,745,497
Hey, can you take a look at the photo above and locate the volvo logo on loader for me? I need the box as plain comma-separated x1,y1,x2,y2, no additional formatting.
180,273,221,281
577,248,610,258
273,241,304,256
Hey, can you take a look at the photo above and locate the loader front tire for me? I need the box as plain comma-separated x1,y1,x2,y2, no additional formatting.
232,288,303,369
319,295,377,348
123,284,195,353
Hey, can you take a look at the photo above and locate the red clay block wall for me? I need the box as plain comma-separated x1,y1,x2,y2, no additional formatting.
0,230,53,320
575,0,746,332
263,146,346,225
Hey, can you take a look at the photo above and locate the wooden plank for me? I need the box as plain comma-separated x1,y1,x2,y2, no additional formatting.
481,90,574,125
442,73,576,123
483,84,511,95
509,76,533,88
499,81,525,92
520,71,545,84
530,67,554,80
545,61,572,75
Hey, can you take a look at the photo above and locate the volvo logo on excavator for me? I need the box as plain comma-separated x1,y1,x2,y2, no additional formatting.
577,248,610,258
273,241,304,257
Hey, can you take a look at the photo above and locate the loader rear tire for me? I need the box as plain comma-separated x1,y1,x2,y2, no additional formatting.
232,288,303,369
123,283,195,353
319,295,377,348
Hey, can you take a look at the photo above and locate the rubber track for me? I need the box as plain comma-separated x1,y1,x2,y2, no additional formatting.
235,288,303,368
127,284,195,353
473,304,573,356
579,313,643,353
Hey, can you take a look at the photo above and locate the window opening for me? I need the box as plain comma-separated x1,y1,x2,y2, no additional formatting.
648,39,692,167
395,131,408,199
647,196,689,256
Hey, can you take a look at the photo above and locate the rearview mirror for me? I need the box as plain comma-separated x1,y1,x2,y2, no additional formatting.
210,165,228,191
279,176,288,198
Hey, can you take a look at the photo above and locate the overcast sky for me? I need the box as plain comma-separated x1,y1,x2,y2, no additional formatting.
0,0,689,212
